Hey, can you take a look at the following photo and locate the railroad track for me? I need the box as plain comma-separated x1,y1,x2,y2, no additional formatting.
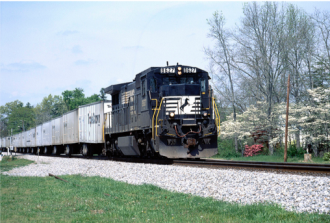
93,156,330,173
172,159,330,173
9,152,330,173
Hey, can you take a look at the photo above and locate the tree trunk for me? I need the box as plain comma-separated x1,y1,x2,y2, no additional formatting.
233,106,238,153
312,142,318,157
269,141,274,155
295,131,300,149
234,135,238,153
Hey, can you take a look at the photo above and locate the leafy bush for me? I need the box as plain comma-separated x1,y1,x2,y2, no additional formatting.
274,146,284,156
287,144,305,158
244,144,263,157
323,152,330,161
297,147,305,157
217,138,240,158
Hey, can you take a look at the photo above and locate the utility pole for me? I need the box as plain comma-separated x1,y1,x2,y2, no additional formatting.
10,128,13,155
284,74,290,162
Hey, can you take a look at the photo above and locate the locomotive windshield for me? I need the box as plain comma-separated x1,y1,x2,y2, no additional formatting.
162,76,202,85
150,72,208,96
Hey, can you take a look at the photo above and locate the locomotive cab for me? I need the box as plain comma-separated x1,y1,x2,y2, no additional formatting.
151,65,219,158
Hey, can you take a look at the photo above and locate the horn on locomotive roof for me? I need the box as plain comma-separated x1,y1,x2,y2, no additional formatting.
167,61,169,66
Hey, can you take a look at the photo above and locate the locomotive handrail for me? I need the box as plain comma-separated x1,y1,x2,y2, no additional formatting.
212,97,221,137
103,114,107,142
151,99,158,110
154,98,164,139
152,98,164,140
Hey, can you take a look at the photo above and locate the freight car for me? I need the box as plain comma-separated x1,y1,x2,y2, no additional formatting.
1,100,111,157
0,64,220,159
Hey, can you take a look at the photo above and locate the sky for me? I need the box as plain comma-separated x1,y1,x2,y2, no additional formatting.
1,1,330,106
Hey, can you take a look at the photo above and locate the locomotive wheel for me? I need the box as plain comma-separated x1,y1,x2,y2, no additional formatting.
31,148,35,154
106,149,113,158
82,144,91,158
37,147,41,154
44,147,48,155
27,148,30,153
147,140,156,157
65,145,72,157
52,146,59,155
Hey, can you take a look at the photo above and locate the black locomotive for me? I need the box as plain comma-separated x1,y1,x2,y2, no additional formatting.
104,63,220,158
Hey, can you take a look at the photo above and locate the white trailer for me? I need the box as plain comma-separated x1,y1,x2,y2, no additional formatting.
52,116,63,145
63,109,79,145
36,125,42,147
79,100,111,144
42,121,52,146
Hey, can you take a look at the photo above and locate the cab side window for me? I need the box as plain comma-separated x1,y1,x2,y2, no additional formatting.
150,78,156,92
201,79,206,92
142,79,146,96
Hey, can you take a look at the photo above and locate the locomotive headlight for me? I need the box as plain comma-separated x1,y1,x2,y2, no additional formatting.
169,112,175,118
177,67,182,75
203,112,208,117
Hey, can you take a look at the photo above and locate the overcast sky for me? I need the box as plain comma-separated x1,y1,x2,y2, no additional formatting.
1,1,330,106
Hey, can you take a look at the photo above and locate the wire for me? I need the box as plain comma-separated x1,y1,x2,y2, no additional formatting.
174,125,201,138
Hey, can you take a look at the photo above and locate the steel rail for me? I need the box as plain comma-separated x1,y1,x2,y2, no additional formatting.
13,152,330,173
172,159,330,172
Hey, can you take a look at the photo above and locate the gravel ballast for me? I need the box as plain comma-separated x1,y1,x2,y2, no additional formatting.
2,154,330,214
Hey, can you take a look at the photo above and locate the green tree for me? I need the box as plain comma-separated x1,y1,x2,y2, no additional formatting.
34,94,67,125
0,100,35,136
0,100,24,116
62,88,102,110
62,90,74,111
86,94,101,104
99,88,107,100
8,106,35,134
62,88,86,110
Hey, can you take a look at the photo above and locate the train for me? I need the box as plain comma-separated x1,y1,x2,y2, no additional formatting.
0,64,220,159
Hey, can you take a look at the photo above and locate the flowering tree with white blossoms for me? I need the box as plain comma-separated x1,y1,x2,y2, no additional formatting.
220,87,330,156
221,101,285,155
289,87,330,156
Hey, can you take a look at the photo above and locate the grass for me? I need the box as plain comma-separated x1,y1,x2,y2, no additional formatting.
1,159,330,222
212,154,330,164
0,156,34,172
